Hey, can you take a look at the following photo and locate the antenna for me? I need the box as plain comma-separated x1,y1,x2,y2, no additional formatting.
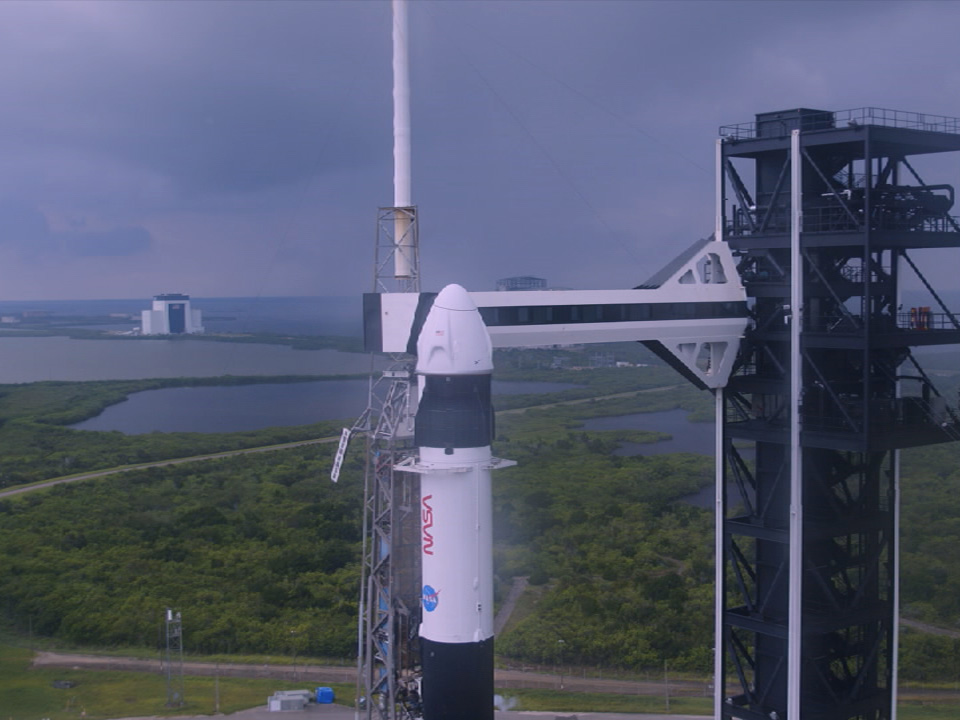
163,608,184,708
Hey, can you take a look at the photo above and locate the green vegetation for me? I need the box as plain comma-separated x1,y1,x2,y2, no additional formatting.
501,690,960,718
0,361,958,717
0,376,354,489
491,384,716,672
492,364,695,412
897,426,960,683
496,687,712,714
0,642,353,720
897,702,960,720
0,323,365,352
0,444,362,657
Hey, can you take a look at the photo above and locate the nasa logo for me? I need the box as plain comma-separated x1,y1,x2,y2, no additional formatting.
422,494,435,555
422,585,439,612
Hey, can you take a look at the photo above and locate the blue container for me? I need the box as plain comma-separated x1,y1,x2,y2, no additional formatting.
316,686,335,704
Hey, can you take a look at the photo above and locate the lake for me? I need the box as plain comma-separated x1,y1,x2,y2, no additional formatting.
584,408,715,456
71,379,579,434
584,409,738,509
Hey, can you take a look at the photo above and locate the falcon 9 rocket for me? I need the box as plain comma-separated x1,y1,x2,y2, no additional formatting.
411,283,514,719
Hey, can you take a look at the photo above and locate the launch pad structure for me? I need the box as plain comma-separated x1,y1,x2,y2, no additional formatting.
717,107,960,720
349,203,424,720
349,2,425,716
352,106,960,720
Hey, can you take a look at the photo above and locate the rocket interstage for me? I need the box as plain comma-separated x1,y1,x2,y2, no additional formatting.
397,283,515,720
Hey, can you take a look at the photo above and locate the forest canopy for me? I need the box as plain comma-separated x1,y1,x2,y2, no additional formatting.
0,366,958,681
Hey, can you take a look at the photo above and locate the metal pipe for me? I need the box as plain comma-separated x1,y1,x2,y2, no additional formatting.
713,136,724,720
392,0,413,278
787,128,804,720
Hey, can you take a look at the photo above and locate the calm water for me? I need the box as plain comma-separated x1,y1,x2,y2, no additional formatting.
71,380,579,434
0,336,375,383
584,409,730,509
584,409,715,456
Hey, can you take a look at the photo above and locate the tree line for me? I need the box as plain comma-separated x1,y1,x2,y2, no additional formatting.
0,365,958,682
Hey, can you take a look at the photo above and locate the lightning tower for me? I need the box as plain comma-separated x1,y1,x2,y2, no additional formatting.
349,1,423,717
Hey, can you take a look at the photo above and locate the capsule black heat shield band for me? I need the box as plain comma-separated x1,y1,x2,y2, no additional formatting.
415,375,494,449
421,636,494,720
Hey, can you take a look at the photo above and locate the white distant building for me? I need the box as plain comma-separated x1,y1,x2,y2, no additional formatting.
141,294,204,335
496,276,547,292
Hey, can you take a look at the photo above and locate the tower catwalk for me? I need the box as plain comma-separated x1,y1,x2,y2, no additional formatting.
717,108,960,720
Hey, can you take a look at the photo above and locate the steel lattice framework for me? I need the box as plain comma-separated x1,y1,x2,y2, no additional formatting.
375,207,420,294
717,108,960,720
164,609,185,708
354,206,422,719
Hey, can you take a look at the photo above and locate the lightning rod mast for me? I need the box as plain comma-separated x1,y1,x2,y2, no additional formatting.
353,1,422,717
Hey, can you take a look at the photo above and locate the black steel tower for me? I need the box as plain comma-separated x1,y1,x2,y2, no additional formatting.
717,108,960,719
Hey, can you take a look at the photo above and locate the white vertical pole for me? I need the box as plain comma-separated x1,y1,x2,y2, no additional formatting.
713,137,725,720
714,389,724,720
787,128,804,719
715,139,725,243
891,449,901,720
392,0,413,278
891,249,902,720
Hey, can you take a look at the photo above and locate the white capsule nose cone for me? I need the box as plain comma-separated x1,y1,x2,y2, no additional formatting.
416,284,493,375
432,283,477,312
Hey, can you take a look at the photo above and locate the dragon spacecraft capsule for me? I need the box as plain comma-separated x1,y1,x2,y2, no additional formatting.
403,283,515,720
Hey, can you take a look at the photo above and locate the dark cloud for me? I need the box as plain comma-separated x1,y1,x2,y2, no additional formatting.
0,0,957,298
0,1,392,199
0,201,150,261
61,226,152,257
0,203,55,260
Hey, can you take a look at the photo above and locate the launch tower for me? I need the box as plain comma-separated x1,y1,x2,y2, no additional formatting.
717,108,960,720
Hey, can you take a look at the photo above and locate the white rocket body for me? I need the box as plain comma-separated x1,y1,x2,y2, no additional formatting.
408,283,512,720
419,444,494,644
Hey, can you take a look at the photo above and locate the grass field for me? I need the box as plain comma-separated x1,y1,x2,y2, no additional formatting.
3,641,959,719
0,644,351,720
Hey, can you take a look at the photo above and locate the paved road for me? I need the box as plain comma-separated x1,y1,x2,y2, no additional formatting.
115,706,706,720
35,651,713,719
32,652,711,698
0,437,337,499
901,617,960,639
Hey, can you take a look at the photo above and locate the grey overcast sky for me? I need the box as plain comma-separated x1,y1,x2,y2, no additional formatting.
1,0,959,300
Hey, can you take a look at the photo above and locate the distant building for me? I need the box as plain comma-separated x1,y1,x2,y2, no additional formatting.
590,351,616,368
141,294,204,335
496,276,546,292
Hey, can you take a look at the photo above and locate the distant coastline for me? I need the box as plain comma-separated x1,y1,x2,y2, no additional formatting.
0,295,363,338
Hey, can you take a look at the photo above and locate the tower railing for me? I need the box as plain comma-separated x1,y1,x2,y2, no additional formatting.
721,107,960,140
728,206,960,236
724,396,959,437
